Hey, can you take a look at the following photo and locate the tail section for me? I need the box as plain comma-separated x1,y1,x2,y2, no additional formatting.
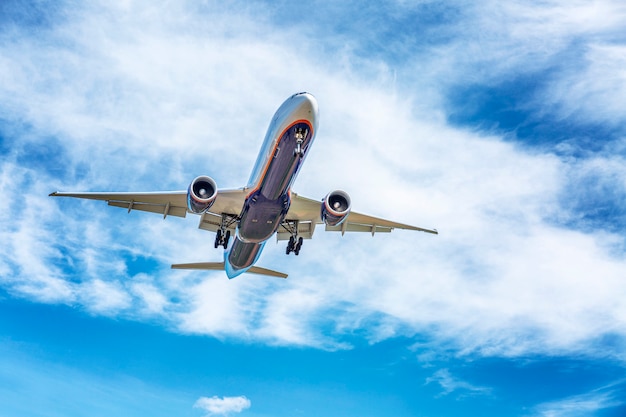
171,262,288,279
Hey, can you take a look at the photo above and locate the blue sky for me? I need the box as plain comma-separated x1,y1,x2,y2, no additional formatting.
1,0,626,416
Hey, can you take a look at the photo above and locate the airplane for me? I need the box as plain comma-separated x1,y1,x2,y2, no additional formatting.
50,92,437,279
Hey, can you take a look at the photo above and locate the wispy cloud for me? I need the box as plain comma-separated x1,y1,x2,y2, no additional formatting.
529,381,625,417
1,0,625,365
194,396,251,416
425,368,492,399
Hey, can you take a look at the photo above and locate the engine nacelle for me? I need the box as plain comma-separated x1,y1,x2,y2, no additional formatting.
321,190,351,227
187,175,218,214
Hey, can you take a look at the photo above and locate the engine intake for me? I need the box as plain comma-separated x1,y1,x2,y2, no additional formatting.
321,190,351,227
187,175,218,214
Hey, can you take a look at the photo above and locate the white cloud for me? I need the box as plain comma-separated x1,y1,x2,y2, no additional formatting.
1,0,626,363
194,396,251,416
78,278,131,314
539,43,626,127
130,276,169,315
176,275,260,337
395,0,626,128
530,385,623,417
425,368,492,398
0,162,76,303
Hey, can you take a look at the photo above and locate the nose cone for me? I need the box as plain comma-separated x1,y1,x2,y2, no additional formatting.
285,92,318,134
291,92,318,117
272,92,319,135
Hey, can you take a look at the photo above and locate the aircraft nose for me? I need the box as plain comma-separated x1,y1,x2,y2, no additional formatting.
291,91,313,99
292,92,318,119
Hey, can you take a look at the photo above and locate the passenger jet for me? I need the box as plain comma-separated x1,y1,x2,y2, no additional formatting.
50,92,437,279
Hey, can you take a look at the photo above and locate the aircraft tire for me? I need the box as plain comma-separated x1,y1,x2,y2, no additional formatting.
214,229,222,249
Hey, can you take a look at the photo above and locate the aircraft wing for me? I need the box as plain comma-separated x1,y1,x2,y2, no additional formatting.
49,189,249,232
49,189,437,236
282,193,438,240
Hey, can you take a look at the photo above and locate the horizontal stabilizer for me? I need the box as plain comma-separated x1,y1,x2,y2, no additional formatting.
171,262,288,279
248,266,288,279
172,262,226,271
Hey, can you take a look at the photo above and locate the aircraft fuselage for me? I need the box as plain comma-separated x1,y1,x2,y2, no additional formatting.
225,93,318,278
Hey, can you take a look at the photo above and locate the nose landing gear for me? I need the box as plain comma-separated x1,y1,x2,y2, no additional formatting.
294,127,308,157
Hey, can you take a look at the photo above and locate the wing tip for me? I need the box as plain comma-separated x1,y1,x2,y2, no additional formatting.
412,226,438,235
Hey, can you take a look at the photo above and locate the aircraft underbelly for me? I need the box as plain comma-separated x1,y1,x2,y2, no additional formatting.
227,237,264,271
238,122,311,243
238,194,287,242
259,121,311,200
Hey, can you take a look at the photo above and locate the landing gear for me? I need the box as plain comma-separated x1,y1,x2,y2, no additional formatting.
214,228,231,249
214,214,237,249
294,127,308,157
286,236,303,255
283,220,303,255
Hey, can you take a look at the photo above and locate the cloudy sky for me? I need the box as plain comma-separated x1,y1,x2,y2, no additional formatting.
1,0,626,416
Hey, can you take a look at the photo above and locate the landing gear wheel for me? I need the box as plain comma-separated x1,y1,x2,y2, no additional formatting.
214,229,222,249
223,230,231,249
282,219,305,256
286,236,295,254
294,237,303,256
214,214,238,251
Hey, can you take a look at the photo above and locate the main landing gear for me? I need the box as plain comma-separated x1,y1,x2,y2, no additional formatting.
286,236,303,255
214,214,237,249
283,219,303,255
214,229,231,249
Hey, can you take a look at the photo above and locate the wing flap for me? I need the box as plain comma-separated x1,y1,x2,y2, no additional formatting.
325,223,392,234
344,212,438,234
108,200,188,218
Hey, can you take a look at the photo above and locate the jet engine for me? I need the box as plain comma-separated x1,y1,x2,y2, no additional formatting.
321,190,351,227
187,175,218,214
